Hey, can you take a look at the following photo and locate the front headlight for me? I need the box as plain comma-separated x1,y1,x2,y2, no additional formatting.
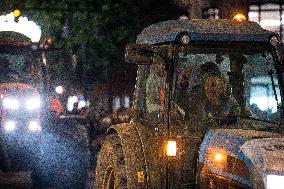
206,148,228,170
5,120,16,131
205,148,250,180
266,175,284,189
3,98,19,109
29,121,41,132
26,97,40,110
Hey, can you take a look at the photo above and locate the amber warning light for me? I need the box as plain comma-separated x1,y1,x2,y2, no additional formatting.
13,9,21,18
166,140,177,157
13,9,21,23
214,152,226,162
232,13,247,22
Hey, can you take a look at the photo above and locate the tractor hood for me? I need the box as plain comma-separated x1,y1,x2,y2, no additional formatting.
199,128,282,164
198,129,283,188
241,138,284,175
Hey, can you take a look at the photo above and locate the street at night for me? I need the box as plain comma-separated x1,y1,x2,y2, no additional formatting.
0,1,284,189
0,171,32,188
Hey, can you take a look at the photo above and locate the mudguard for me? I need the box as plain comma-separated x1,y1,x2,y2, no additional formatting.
108,123,202,188
107,123,148,189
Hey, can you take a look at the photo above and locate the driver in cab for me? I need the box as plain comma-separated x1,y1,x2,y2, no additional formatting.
178,62,240,132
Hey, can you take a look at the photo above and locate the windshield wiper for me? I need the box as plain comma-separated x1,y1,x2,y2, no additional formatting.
238,115,280,125
229,114,282,132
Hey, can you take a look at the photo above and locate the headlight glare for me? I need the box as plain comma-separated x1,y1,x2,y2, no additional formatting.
26,97,40,110
29,121,41,132
207,149,227,170
5,120,16,131
266,175,284,189
3,98,19,109
214,152,226,162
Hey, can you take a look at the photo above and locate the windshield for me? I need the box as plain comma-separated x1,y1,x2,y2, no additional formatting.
0,48,42,86
174,46,282,125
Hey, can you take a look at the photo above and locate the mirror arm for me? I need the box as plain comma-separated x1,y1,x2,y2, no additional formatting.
134,48,171,63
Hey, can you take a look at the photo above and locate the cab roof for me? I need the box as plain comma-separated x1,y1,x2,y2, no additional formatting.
136,19,276,45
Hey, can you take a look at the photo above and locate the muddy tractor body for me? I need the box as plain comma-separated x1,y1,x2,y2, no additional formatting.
95,18,284,189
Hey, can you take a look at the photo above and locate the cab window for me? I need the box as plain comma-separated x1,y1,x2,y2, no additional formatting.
134,58,167,130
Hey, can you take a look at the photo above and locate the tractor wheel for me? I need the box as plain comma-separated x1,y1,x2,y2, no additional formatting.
95,134,127,189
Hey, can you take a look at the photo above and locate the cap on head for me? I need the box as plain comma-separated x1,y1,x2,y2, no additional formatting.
200,62,221,78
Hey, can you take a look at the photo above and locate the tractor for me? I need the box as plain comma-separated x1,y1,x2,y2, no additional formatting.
0,16,90,188
95,14,284,189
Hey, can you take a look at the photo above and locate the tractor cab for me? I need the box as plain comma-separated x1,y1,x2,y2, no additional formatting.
126,18,283,134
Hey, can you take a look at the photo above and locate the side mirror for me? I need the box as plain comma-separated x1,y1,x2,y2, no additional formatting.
125,43,154,65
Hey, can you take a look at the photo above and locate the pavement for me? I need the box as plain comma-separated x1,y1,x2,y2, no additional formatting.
0,116,96,189
0,170,96,189
0,171,32,188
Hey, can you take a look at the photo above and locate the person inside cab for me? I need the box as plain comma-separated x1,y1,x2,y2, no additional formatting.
190,62,240,119
175,62,240,132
